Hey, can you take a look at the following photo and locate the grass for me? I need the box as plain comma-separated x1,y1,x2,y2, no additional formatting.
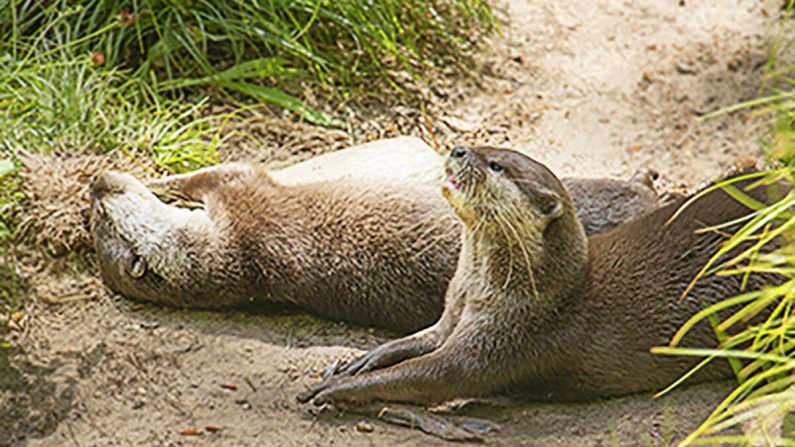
650,4,795,444
0,49,225,171
0,0,494,126
651,171,795,444
0,0,495,166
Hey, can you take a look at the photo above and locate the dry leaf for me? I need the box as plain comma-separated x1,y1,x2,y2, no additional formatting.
180,427,200,436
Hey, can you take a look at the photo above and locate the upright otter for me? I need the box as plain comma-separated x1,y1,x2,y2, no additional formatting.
298,146,781,406
91,144,659,333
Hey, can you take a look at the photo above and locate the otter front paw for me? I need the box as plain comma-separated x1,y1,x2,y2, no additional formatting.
146,183,204,209
312,377,373,406
296,379,331,404
297,376,379,406
336,342,416,377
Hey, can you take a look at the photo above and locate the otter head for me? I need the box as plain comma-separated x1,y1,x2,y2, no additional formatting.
443,146,578,234
90,172,218,307
442,146,589,288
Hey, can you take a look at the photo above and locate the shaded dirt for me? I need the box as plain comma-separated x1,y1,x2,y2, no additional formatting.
2,0,786,445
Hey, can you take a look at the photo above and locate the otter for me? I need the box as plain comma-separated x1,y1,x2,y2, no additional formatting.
91,141,659,333
298,146,781,406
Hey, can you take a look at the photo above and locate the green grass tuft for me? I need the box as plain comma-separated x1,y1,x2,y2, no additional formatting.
652,168,795,445
1,0,495,126
0,0,496,168
655,5,795,443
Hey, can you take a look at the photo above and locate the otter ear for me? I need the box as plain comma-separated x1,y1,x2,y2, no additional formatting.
539,194,564,220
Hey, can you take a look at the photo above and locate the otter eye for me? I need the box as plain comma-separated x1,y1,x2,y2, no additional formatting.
129,255,146,279
488,161,504,173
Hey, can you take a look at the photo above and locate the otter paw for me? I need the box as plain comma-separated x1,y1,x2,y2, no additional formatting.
296,379,331,404
146,183,204,209
337,337,436,377
310,377,372,406
337,348,394,376
379,407,498,442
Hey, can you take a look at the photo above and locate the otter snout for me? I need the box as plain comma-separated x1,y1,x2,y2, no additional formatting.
444,146,472,176
443,147,468,197
443,145,486,193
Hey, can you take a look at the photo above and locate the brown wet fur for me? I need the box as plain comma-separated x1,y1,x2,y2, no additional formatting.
301,146,782,407
90,160,659,334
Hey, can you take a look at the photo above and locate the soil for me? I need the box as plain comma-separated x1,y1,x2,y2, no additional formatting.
1,0,786,445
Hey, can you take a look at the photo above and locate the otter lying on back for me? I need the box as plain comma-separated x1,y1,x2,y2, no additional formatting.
299,146,781,405
91,151,659,333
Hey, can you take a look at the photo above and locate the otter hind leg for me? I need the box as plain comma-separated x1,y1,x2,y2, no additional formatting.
378,406,498,442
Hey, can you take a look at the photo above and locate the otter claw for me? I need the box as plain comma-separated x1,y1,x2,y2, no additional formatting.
146,184,204,209
336,340,423,377
296,380,329,404
336,355,370,376
322,358,346,379
145,182,179,201
298,356,365,404
305,378,364,407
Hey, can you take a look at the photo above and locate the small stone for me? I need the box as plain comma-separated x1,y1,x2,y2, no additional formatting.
356,421,374,433
235,399,252,410
675,62,696,75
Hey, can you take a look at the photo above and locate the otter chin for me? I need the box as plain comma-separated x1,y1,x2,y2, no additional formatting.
441,176,457,195
299,146,781,407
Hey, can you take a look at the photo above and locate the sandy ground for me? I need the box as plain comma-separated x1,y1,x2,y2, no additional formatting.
2,0,785,446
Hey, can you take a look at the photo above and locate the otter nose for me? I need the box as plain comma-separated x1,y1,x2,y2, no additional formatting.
450,146,467,159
